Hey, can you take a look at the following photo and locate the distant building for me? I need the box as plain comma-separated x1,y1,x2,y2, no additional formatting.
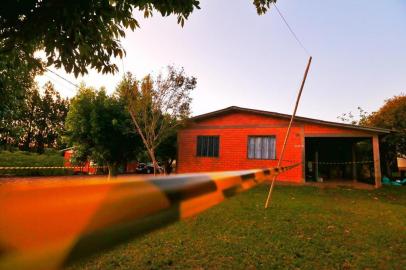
63,148,138,174
63,148,97,174
177,106,391,187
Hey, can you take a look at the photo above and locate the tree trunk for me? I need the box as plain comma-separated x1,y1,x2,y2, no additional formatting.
149,149,159,176
128,112,160,176
37,136,44,154
22,131,31,151
108,163,118,179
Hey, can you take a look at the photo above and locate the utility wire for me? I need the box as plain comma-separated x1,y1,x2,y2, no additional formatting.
273,3,311,56
43,73,77,94
45,67,80,89
265,4,313,207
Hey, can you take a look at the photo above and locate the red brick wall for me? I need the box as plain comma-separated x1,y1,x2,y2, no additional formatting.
177,112,373,183
195,112,289,126
304,123,371,136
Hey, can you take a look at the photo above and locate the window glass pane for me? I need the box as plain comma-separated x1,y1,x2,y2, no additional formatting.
201,136,205,156
213,137,219,157
197,136,202,156
248,137,255,159
247,136,276,160
263,137,269,159
255,137,261,159
200,136,205,156
197,136,219,157
202,136,208,157
208,136,213,156
270,137,276,159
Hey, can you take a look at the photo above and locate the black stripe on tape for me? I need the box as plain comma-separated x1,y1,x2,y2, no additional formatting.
263,169,271,175
150,175,217,203
63,206,180,267
241,173,255,181
222,185,240,198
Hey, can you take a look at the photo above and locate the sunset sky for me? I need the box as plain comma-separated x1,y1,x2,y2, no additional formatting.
36,0,406,121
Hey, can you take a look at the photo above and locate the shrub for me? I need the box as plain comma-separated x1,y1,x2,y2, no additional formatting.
0,150,70,176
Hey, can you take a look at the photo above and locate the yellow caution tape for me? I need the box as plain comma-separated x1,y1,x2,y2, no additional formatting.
0,163,299,270
309,160,375,165
0,166,107,170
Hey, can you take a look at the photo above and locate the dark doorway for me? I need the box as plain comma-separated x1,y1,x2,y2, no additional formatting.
305,137,374,183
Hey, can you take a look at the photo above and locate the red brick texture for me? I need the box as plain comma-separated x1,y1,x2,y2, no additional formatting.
177,111,375,183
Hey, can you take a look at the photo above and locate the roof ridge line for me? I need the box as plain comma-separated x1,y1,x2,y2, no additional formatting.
190,106,391,134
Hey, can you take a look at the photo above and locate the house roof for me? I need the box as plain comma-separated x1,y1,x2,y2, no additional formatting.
190,106,391,134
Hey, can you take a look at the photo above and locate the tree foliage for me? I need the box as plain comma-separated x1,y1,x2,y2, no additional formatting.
0,82,69,153
337,107,370,126
0,43,43,126
0,0,275,77
364,94,406,175
65,86,142,176
156,130,177,174
117,66,196,173
0,1,275,127
339,94,406,176
365,94,406,132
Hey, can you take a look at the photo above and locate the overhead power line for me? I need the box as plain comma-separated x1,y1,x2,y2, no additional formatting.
265,4,313,208
42,73,77,94
45,67,80,89
273,3,311,56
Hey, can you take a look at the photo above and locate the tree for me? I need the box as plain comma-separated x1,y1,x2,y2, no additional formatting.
0,44,43,147
337,107,369,126
363,94,406,176
339,94,406,177
117,66,196,174
0,81,69,152
156,130,177,174
20,82,69,152
0,1,275,129
65,86,142,177
18,85,42,151
0,1,275,77
33,82,70,152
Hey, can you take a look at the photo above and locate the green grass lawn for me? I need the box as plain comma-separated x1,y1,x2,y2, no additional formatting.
69,185,406,270
0,150,65,176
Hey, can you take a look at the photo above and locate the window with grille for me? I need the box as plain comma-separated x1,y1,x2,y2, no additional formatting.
247,136,276,160
196,136,219,157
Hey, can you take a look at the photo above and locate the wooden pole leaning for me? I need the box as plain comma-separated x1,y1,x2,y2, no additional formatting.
264,56,312,208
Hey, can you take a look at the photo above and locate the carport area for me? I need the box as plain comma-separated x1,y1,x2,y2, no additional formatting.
304,136,382,187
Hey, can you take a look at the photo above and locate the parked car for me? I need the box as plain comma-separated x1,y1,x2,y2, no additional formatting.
135,163,163,174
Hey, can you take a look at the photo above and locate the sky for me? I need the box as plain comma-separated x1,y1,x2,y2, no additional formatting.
35,0,406,121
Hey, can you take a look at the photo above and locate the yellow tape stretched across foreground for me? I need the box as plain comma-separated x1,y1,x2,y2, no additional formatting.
0,163,299,270
0,166,107,170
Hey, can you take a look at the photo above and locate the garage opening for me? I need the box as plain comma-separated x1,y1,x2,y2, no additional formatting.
305,137,375,184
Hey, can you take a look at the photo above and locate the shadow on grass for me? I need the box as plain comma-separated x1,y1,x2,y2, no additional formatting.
67,185,406,270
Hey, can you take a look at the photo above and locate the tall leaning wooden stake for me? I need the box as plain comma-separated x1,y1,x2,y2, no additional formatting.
265,56,312,208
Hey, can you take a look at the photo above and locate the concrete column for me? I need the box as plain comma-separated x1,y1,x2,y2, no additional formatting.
372,135,382,188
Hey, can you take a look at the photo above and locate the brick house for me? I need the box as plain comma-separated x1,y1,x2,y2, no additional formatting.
177,106,391,187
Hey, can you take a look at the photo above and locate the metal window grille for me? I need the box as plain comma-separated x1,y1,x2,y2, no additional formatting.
197,136,220,157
